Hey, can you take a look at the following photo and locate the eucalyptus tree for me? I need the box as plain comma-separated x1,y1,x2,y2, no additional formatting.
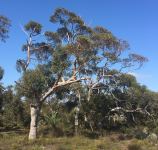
16,8,147,139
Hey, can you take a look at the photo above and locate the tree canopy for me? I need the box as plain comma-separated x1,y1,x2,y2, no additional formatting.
17,8,147,102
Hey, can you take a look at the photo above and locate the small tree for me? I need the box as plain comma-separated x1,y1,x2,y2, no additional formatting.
16,8,147,139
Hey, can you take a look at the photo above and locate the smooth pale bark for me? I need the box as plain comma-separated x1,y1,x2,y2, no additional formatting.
87,88,92,101
74,107,79,136
28,105,39,140
75,113,78,136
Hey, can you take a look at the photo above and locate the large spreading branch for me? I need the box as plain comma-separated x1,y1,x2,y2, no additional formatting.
40,77,89,102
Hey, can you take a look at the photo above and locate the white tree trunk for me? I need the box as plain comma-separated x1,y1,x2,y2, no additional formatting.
28,105,38,140
74,107,79,136
87,89,92,101
75,113,78,136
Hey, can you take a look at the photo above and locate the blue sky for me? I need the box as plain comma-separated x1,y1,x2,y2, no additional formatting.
0,0,158,91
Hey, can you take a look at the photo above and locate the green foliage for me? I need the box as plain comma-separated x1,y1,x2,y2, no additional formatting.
51,47,70,74
45,31,61,46
81,94,114,129
0,15,11,42
44,111,61,128
24,21,42,36
0,86,30,128
40,100,74,136
0,66,4,80
16,67,49,102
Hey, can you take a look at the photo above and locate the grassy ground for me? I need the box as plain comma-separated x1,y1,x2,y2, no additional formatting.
0,132,157,150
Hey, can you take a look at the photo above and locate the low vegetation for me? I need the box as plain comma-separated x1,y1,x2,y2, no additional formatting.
0,132,157,150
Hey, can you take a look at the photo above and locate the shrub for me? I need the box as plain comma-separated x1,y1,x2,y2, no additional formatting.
128,143,142,150
147,133,157,144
